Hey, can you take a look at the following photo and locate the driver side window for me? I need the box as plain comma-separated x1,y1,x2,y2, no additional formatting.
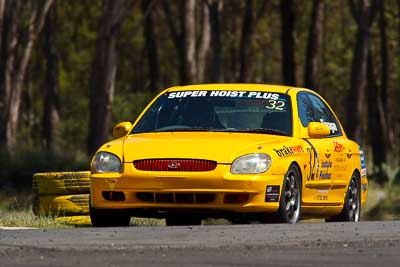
297,92,341,137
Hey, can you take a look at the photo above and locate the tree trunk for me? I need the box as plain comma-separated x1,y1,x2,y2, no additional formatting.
0,0,5,53
88,0,127,156
197,1,210,83
378,0,394,152
346,0,377,143
183,0,197,84
42,1,60,151
239,0,254,83
367,50,387,183
141,0,159,92
161,0,186,84
280,0,296,86
238,0,269,83
0,0,54,152
379,0,388,115
208,0,223,82
304,0,324,90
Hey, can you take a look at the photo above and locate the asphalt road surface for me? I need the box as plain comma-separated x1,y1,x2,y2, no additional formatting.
1,221,400,267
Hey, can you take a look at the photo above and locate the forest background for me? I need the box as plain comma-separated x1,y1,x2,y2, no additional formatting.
0,0,399,197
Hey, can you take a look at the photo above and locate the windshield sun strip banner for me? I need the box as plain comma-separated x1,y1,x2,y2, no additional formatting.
167,90,282,100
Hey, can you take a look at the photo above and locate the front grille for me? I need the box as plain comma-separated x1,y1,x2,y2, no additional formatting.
136,192,216,204
133,159,217,172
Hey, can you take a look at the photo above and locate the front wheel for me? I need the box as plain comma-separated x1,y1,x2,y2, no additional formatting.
165,215,202,226
276,165,302,223
326,173,360,222
89,198,131,227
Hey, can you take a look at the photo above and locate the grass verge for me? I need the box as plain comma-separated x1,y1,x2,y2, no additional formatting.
1,181,399,228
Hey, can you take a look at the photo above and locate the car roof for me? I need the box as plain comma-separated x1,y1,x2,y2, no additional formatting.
165,83,307,94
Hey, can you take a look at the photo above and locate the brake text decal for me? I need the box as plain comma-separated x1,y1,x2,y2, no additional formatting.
274,145,304,157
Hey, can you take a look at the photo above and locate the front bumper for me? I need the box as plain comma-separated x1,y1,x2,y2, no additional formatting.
90,163,284,215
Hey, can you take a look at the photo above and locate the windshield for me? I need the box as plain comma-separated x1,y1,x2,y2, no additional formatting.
132,90,292,136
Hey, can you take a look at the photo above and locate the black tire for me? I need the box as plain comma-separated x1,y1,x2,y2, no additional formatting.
165,215,202,226
276,165,302,223
326,172,361,222
230,217,250,225
89,199,130,227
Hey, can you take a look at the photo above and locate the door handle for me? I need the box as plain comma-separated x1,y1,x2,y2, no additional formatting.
346,150,352,158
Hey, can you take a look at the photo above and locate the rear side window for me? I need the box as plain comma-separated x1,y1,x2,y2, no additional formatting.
297,92,341,137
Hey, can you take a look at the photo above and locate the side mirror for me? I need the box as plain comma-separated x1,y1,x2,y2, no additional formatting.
113,122,132,139
308,122,330,138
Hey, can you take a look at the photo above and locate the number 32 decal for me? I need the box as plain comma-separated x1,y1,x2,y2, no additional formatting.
266,100,285,110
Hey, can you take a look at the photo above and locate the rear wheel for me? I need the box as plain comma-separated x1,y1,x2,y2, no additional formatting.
276,165,302,223
165,215,202,226
326,173,360,222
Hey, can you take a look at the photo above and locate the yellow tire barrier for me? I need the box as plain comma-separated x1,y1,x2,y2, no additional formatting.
33,194,89,217
33,171,90,196
55,216,92,226
32,171,91,216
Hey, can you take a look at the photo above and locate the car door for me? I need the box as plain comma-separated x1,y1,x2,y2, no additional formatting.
297,92,349,206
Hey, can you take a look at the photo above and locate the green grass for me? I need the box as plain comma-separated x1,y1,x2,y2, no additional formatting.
0,210,73,228
0,192,76,228
1,175,400,228
362,182,400,221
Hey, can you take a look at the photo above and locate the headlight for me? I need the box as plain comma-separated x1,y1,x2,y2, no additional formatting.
92,152,121,173
231,153,271,174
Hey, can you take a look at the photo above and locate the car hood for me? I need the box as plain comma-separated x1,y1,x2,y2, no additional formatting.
121,132,289,164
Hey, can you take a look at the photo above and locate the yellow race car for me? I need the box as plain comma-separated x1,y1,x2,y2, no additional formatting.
89,84,368,226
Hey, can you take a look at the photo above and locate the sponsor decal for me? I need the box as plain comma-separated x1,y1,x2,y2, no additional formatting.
362,183,367,192
335,157,346,162
106,178,117,190
319,170,332,179
303,140,318,181
359,146,367,178
316,195,328,201
167,90,280,100
265,185,280,202
274,145,304,157
320,119,338,134
361,169,367,177
334,166,347,172
265,100,286,111
333,141,345,152
321,159,332,168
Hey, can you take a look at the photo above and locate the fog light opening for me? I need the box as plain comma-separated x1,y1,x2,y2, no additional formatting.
102,191,126,201
224,193,250,204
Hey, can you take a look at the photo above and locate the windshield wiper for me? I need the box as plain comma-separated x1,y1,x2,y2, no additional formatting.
231,128,290,136
154,126,218,132
154,126,289,135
